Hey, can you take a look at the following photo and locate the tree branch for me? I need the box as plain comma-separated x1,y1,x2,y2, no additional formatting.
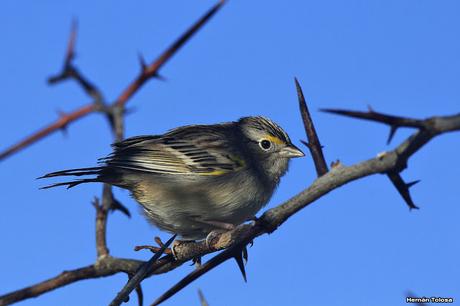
0,257,145,306
321,107,426,144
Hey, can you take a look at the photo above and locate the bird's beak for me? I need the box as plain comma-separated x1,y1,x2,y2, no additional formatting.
281,144,305,158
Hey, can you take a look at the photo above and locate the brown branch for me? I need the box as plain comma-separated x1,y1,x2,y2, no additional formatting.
93,186,114,258
0,103,96,161
0,257,146,306
294,78,328,176
0,0,225,162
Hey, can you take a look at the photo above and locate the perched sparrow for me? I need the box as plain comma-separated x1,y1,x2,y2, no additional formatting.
41,116,304,240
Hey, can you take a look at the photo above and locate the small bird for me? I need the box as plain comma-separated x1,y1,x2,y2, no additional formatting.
41,116,304,240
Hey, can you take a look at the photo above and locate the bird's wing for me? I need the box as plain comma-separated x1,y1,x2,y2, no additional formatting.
101,125,246,175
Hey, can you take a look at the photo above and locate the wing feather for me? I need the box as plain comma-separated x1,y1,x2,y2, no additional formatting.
103,125,245,175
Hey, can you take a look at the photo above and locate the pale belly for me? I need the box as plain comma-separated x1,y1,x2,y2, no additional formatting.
130,173,274,240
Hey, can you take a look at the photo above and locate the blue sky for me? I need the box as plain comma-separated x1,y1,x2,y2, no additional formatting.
1,1,459,305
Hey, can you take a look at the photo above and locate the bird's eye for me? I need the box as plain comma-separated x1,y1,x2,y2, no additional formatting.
259,139,272,150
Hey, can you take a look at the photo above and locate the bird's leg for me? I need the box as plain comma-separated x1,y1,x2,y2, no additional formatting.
199,220,236,231
194,219,236,249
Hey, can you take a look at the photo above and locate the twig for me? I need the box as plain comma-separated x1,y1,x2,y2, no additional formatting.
321,108,460,208
48,19,105,105
93,185,115,258
294,78,328,176
0,0,225,162
0,257,146,306
320,108,426,144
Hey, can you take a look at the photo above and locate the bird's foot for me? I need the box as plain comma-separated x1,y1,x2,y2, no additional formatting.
134,236,173,255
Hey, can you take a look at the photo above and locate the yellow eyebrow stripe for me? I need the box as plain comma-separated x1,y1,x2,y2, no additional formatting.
265,135,284,145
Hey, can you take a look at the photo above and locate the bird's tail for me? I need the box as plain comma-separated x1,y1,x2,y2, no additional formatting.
38,166,104,189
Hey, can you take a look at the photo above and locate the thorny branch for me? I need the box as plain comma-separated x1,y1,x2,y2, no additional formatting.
0,0,225,161
1,3,459,306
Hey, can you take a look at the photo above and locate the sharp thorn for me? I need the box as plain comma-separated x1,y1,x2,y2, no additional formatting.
60,125,68,136
387,126,398,145
138,52,147,70
406,180,421,188
110,197,131,218
233,251,247,282
135,282,144,306
154,73,167,81
387,173,420,210
300,139,311,149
